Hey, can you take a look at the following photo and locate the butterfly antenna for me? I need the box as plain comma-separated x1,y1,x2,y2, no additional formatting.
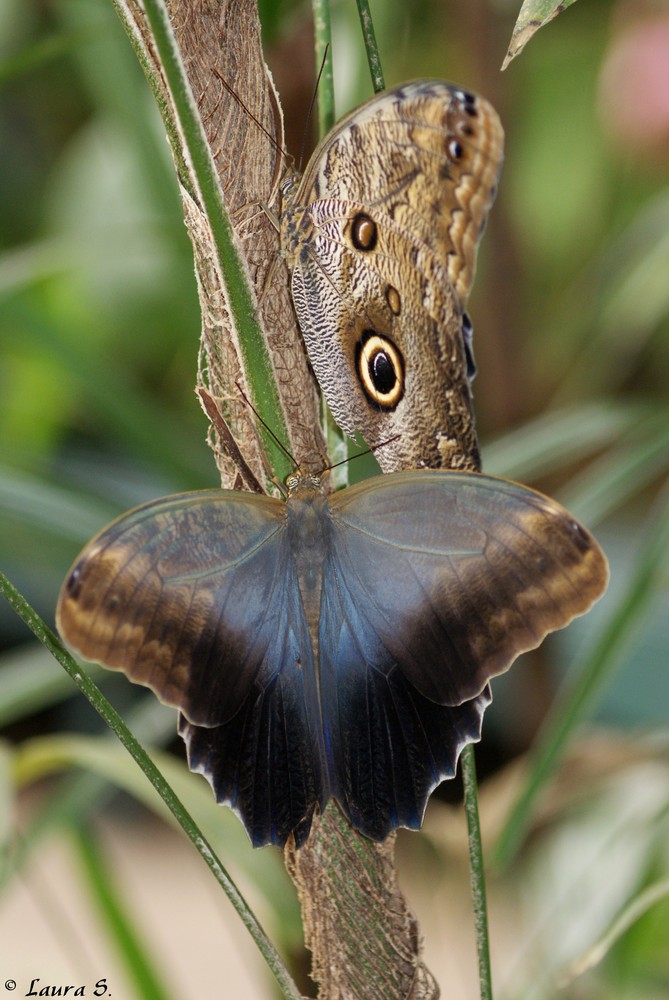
323,435,401,474
297,44,330,171
234,381,299,469
212,69,291,169
197,387,265,494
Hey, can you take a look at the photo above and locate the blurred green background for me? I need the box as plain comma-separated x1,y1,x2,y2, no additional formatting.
1,1,668,998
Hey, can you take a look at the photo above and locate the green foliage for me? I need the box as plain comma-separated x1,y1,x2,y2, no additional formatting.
1,0,668,998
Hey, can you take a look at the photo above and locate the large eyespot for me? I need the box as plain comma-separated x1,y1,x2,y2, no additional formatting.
350,213,377,251
356,332,404,409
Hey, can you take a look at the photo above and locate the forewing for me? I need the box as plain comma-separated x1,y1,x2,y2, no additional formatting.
327,471,609,707
291,79,504,303
57,490,297,726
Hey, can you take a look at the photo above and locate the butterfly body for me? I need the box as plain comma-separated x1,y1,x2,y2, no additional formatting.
57,470,607,847
280,80,504,472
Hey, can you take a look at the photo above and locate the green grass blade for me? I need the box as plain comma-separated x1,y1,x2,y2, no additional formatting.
482,402,648,483
0,645,105,727
461,745,494,1000
560,410,669,524
494,485,669,869
0,25,94,90
560,875,669,986
1,300,210,486
113,0,291,481
3,701,179,889
0,466,117,542
312,0,335,135
74,822,175,1000
0,570,302,1000
355,0,385,92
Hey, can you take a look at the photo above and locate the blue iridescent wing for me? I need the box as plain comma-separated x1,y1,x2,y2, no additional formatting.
56,489,328,847
319,569,490,839
321,470,607,836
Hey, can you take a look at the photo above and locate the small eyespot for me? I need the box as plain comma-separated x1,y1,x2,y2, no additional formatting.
66,565,83,599
447,138,464,160
385,286,401,315
285,474,299,490
570,521,591,551
350,213,377,251
356,332,404,409
461,312,476,381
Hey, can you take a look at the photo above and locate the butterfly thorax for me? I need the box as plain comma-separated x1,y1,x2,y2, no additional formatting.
284,473,330,667
279,171,311,268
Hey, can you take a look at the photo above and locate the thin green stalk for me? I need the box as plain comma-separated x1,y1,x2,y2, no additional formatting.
312,0,335,135
2,697,177,890
114,0,292,482
74,822,174,1000
355,0,385,91
461,745,494,1000
494,485,669,869
560,875,669,986
0,570,302,1000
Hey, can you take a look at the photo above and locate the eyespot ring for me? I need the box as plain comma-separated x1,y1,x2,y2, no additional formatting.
385,285,401,316
356,332,404,409
350,213,378,251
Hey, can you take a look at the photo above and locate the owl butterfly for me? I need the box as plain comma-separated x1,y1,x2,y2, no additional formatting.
280,80,504,472
57,468,608,848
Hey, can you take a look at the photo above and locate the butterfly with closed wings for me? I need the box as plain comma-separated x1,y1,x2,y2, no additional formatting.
281,79,504,473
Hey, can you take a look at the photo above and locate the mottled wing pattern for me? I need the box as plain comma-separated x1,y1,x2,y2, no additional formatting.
280,80,504,471
286,79,504,302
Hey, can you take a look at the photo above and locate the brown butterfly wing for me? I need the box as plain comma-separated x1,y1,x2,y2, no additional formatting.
326,471,609,708
288,205,481,470
56,491,297,724
56,472,607,848
56,489,332,847
281,81,503,471
316,471,606,838
286,79,504,303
